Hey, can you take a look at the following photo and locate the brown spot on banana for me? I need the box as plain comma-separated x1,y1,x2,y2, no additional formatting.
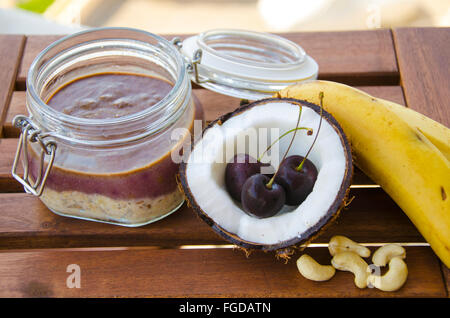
441,186,447,201
415,131,425,142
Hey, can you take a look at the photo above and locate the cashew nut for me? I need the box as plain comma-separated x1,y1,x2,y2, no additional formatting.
372,243,406,267
296,254,335,282
367,257,408,292
328,235,371,258
331,252,370,288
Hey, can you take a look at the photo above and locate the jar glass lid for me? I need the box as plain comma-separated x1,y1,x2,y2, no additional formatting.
176,29,318,100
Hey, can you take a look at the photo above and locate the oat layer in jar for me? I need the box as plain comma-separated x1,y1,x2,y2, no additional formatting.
12,28,200,226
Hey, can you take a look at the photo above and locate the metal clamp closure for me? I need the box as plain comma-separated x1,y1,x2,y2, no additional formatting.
11,115,57,196
172,37,207,84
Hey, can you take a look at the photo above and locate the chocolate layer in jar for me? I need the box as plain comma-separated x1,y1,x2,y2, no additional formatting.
29,72,197,225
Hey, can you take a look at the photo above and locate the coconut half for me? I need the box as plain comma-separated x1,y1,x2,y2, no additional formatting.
179,98,352,253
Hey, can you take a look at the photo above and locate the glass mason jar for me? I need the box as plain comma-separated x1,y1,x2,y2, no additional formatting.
12,28,198,226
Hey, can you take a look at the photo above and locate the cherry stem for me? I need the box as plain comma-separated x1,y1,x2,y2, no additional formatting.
257,127,313,163
266,101,304,189
296,92,324,171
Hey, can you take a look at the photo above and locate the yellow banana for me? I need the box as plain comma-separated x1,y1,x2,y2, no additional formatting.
276,80,450,268
379,98,450,161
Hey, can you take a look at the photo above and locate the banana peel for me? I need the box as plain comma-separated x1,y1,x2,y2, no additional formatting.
276,80,450,268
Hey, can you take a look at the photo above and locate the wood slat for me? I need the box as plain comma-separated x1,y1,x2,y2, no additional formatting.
15,35,63,88
15,30,398,89
0,85,404,191
2,85,405,138
0,85,403,191
194,85,406,126
441,264,450,297
393,27,450,127
282,29,399,85
1,92,25,138
0,188,424,249
0,139,23,193
15,34,191,85
0,138,376,194
0,137,374,194
0,35,25,137
0,246,444,297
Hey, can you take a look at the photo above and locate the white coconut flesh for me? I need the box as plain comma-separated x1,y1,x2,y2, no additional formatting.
184,100,348,246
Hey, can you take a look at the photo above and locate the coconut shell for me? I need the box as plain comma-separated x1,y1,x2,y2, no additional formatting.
179,98,353,256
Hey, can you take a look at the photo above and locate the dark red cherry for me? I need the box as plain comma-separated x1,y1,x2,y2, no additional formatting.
225,154,272,202
241,174,286,218
274,155,318,205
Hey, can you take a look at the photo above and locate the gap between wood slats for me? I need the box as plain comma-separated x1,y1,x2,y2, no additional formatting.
0,242,432,254
14,74,399,92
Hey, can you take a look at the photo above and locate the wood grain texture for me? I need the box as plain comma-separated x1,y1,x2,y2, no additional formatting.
16,35,63,87
16,30,398,89
393,27,450,127
1,91,25,138
0,85,404,190
282,29,399,85
0,139,23,193
2,86,405,138
0,136,375,193
0,246,444,298
0,188,424,249
441,264,450,298
1,28,448,298
0,35,25,137
193,85,406,125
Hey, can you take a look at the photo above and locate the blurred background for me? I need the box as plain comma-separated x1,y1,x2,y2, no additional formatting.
1,0,449,34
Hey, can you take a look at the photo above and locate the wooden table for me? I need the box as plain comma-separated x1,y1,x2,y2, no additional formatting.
0,28,448,298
